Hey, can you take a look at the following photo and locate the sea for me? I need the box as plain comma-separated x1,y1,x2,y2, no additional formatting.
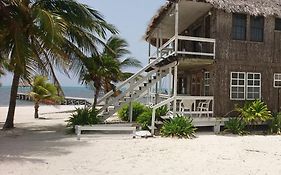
0,86,94,107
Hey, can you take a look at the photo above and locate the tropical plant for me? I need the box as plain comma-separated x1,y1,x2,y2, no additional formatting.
79,36,141,107
268,113,281,134
29,76,62,119
66,107,100,132
136,109,152,130
156,105,169,120
224,118,247,135
136,105,169,130
118,102,148,122
236,100,272,125
160,115,197,138
0,0,116,129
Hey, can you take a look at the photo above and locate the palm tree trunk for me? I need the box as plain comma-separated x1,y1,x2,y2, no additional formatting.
93,87,100,108
3,71,20,129
34,102,39,119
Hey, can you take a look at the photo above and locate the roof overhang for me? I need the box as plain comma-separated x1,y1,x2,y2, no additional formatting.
145,0,281,42
145,0,212,42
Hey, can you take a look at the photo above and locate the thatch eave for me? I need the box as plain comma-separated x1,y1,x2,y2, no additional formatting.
144,0,281,41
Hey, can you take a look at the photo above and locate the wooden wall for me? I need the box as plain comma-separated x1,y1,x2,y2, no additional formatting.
212,10,281,116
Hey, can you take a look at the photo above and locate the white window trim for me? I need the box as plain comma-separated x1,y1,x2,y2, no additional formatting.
230,72,262,100
204,72,210,96
274,73,281,88
230,72,246,100
246,72,261,100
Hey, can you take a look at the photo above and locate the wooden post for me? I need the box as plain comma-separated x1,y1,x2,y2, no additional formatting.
151,108,156,135
129,101,133,123
168,67,172,96
175,3,179,55
173,65,178,116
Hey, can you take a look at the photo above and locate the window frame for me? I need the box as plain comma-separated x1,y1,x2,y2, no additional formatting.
204,72,210,96
250,16,264,42
246,72,261,100
232,14,247,41
230,72,246,100
230,72,262,100
274,73,281,88
275,18,281,31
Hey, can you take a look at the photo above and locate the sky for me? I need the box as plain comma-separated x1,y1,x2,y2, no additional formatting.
0,0,166,87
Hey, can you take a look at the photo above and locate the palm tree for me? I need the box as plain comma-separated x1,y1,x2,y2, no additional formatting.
29,76,61,119
79,36,142,108
0,0,117,129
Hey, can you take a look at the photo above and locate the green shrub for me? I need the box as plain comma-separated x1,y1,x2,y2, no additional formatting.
136,110,152,130
236,100,272,124
66,108,100,132
118,102,148,121
269,113,281,134
224,118,247,135
136,105,169,130
155,105,169,120
160,115,196,138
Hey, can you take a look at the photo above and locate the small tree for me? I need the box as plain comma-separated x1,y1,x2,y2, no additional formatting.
29,76,62,119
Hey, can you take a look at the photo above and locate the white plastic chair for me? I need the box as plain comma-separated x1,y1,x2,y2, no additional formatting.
197,100,211,117
180,99,195,116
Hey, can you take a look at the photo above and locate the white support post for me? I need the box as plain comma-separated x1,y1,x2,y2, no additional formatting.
174,3,179,55
168,67,172,96
156,29,160,58
151,108,156,135
173,65,178,116
129,101,133,123
155,78,158,104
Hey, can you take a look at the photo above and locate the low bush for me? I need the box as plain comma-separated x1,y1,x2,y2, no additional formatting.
136,109,152,130
155,105,169,120
136,105,169,130
118,102,148,121
236,99,272,125
66,107,100,132
160,115,196,138
224,118,247,135
268,113,281,134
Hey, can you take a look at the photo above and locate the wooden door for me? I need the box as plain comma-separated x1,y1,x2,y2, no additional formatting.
191,73,202,96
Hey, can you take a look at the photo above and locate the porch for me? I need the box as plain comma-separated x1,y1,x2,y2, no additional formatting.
144,0,218,134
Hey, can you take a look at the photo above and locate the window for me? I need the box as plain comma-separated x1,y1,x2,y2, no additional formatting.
230,72,245,100
232,14,247,40
274,73,281,87
204,72,210,96
230,72,261,100
275,18,281,31
246,73,261,100
250,16,264,42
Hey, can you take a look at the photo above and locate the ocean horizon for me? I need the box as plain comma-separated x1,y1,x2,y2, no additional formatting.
0,86,95,107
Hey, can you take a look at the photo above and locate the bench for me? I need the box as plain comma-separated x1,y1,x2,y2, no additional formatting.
75,124,136,140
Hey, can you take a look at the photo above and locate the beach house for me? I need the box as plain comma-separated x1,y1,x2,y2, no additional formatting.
97,0,281,132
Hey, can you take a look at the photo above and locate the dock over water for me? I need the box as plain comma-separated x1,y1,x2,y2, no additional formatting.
17,93,92,106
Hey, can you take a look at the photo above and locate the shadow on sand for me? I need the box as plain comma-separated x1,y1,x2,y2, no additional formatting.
0,123,88,164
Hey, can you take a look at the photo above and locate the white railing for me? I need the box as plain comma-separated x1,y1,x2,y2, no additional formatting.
149,35,216,60
150,95,214,134
176,96,214,115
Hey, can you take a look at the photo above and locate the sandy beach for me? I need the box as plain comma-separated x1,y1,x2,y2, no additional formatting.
0,105,281,175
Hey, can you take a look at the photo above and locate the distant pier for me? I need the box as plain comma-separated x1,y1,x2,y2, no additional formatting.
16,93,92,106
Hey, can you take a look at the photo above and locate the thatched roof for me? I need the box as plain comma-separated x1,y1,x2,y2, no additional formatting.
145,0,281,40
206,0,281,16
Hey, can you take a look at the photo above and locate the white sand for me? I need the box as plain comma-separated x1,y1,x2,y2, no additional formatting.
1,105,281,175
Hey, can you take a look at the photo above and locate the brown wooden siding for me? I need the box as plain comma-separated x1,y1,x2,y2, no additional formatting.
213,10,281,116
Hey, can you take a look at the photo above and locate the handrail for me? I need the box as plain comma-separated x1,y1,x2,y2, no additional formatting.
152,96,175,109
97,55,164,104
149,36,176,59
177,35,216,43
